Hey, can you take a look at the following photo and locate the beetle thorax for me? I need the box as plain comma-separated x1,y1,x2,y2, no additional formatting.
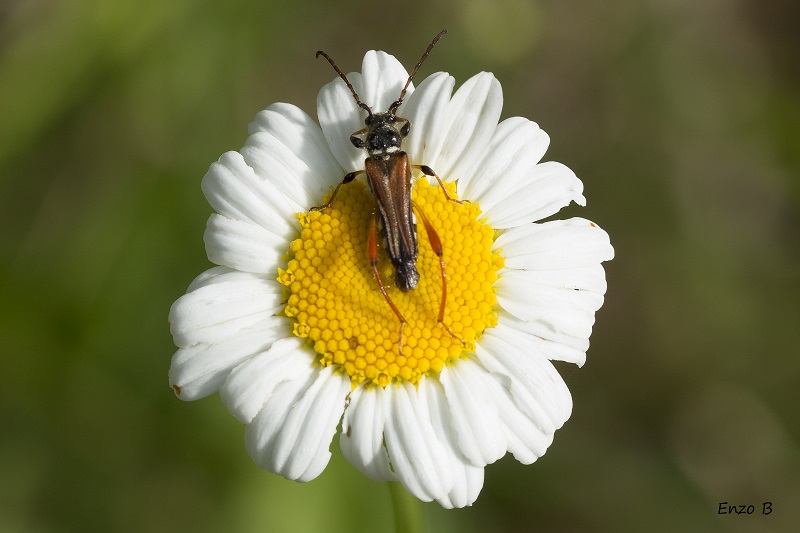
364,113,404,158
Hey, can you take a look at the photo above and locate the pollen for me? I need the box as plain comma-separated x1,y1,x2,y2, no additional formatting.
280,178,503,387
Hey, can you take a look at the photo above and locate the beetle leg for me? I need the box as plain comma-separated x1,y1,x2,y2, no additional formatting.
414,165,469,205
368,211,408,354
310,170,365,211
412,202,466,345
349,127,368,149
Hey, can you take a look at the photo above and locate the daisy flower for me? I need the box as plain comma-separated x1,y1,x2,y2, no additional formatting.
169,42,613,509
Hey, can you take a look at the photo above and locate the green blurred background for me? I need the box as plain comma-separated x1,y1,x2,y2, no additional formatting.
2,0,799,531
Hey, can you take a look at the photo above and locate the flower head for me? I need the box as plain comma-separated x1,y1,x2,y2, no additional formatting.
169,46,613,508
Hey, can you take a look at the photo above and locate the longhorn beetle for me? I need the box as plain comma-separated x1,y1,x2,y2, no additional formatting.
312,30,465,354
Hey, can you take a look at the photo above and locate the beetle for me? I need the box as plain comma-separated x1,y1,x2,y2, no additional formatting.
312,30,464,353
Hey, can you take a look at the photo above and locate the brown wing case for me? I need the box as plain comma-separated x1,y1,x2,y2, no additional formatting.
364,153,418,290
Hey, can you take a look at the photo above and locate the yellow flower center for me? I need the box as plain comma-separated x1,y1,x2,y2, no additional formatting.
279,177,503,388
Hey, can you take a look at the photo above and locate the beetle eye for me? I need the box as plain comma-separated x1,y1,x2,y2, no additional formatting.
351,136,364,148
400,122,410,136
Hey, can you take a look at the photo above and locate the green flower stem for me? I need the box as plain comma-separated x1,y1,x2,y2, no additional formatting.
388,482,423,533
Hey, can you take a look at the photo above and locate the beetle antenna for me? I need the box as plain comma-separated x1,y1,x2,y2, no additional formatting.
316,50,373,116
389,29,447,115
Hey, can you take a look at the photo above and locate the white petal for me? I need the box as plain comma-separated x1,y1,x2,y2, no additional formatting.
419,378,485,508
495,269,605,328
246,103,342,203
462,351,555,465
500,263,608,295
270,366,351,481
438,360,507,466
240,132,331,212
500,405,555,465
169,271,283,347
498,311,590,366
169,319,290,401
339,385,396,482
399,72,455,164
383,382,454,503
477,328,573,431
243,365,315,472
361,51,412,113
186,266,249,292
422,72,503,182
201,151,297,239
473,328,574,464
221,337,312,424
245,364,350,482
494,392,555,465
457,117,549,203
204,214,286,274
494,218,614,270
481,161,586,228
317,72,366,172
